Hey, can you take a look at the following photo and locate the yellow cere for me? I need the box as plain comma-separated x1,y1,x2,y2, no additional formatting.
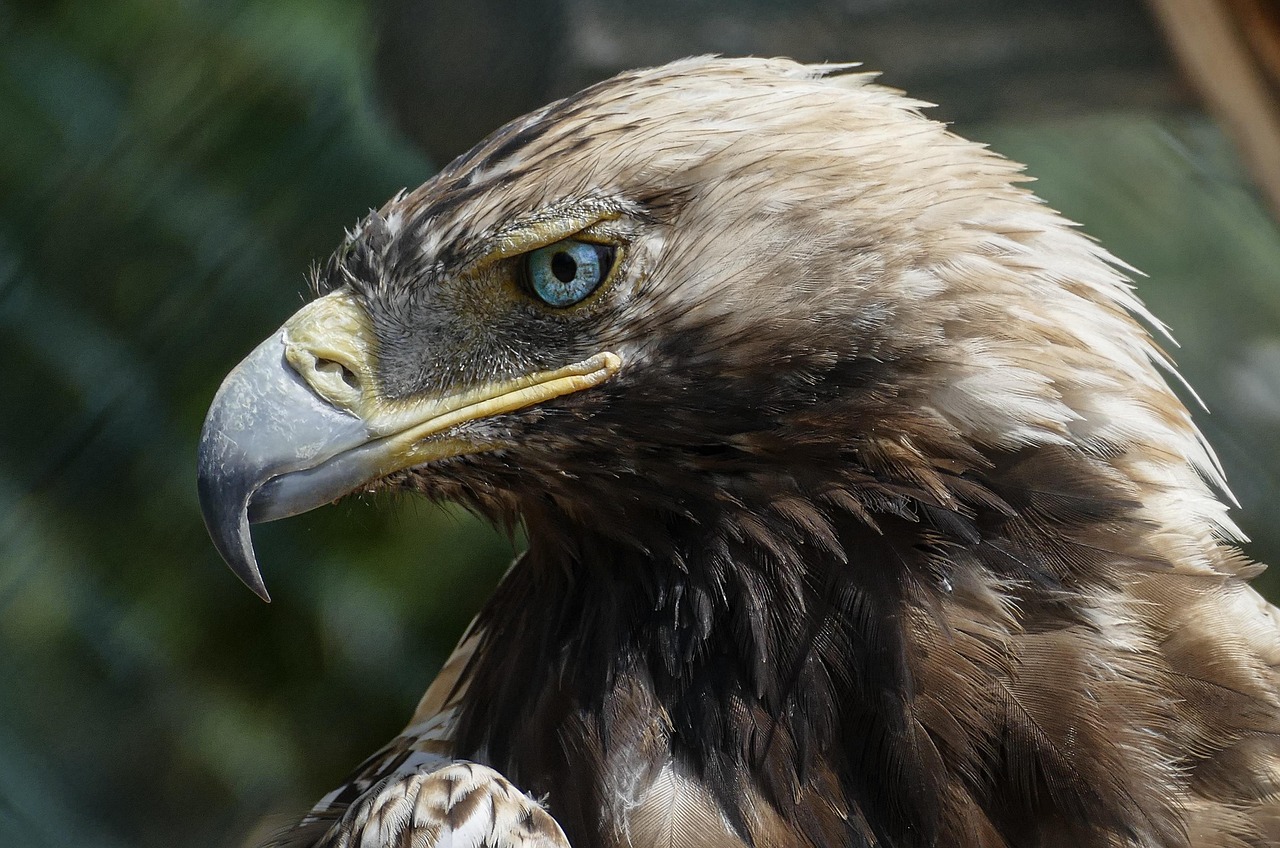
281,289,623,458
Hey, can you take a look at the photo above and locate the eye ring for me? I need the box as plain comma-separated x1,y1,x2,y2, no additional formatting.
522,239,617,308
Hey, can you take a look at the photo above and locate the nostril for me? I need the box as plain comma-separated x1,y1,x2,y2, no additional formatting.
315,357,361,392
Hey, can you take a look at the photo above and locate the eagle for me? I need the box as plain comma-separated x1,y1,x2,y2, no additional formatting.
197,57,1280,848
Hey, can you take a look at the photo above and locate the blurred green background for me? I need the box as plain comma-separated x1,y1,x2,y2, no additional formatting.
1,1,1278,846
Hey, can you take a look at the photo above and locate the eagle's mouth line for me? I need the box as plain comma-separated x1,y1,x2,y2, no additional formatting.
247,351,623,522
375,350,624,464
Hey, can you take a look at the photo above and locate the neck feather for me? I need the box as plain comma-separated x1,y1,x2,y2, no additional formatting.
449,440,1185,847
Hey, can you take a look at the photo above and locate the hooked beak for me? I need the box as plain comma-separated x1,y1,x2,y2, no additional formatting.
196,289,621,601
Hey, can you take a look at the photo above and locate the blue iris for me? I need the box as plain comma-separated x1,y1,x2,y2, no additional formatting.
525,239,614,307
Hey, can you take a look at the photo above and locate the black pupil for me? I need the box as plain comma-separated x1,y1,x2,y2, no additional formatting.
550,250,578,283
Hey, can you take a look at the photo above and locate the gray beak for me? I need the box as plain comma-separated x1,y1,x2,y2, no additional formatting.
196,330,371,601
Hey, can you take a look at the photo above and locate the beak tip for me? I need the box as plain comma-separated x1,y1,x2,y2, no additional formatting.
229,561,272,602
245,579,272,604
225,525,273,603
226,546,273,602
209,514,274,602
197,466,274,603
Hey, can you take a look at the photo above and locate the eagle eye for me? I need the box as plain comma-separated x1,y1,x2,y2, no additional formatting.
522,239,616,307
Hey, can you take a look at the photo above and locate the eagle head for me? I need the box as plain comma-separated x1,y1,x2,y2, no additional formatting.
199,56,1228,597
